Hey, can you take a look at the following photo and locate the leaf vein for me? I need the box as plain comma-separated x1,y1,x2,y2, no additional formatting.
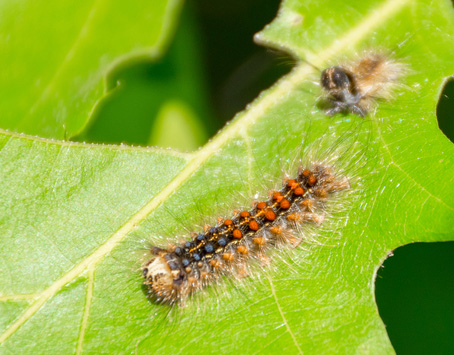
77,267,94,354
268,276,303,355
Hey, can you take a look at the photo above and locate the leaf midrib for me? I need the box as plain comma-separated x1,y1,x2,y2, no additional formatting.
0,0,412,344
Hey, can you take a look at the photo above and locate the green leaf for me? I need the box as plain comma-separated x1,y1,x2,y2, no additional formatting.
74,7,212,147
0,0,184,139
1,0,453,354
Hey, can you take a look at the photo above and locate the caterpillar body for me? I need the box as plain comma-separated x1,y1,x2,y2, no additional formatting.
143,163,350,305
320,52,405,117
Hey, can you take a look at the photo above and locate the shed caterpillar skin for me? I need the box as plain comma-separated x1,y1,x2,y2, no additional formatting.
320,52,405,117
142,163,350,305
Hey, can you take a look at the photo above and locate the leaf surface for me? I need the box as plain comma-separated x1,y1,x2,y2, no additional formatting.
1,0,453,353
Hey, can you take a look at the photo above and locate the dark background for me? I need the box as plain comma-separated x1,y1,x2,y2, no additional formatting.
80,0,454,353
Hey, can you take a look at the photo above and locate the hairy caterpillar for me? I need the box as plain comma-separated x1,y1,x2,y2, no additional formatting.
143,160,350,305
320,51,406,117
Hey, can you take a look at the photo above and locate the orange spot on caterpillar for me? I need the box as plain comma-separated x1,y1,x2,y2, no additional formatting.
265,209,276,221
301,168,311,177
224,219,233,226
256,202,267,210
308,175,317,186
294,186,305,196
210,259,221,268
272,191,284,202
237,246,248,255
249,220,259,231
280,200,290,209
287,179,298,189
253,237,266,246
223,253,234,262
240,211,250,218
287,213,302,222
232,229,243,239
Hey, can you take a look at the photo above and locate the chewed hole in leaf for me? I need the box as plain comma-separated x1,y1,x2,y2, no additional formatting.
437,79,454,143
375,242,454,355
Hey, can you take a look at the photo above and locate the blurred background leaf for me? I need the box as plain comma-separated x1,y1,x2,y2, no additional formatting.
74,7,212,149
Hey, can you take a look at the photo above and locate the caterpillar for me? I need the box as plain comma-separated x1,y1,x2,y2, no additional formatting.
142,162,350,305
320,51,406,117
